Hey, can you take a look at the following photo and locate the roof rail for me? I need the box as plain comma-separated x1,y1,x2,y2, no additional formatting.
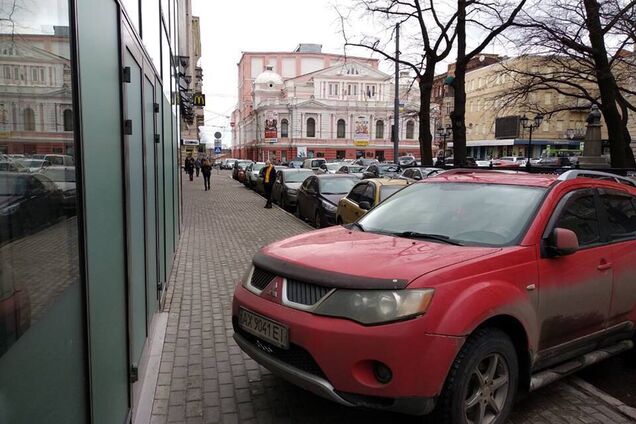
557,170,636,187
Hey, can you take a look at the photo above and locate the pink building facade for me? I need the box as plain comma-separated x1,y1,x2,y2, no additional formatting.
231,44,420,161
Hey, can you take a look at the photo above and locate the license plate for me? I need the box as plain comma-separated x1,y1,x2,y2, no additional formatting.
239,308,289,350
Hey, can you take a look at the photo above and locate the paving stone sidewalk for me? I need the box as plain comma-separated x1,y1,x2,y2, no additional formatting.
151,170,635,424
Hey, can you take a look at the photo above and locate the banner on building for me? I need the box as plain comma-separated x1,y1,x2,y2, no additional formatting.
354,115,370,142
297,146,307,158
264,111,278,143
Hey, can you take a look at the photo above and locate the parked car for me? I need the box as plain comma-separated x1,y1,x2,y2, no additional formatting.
232,160,253,180
398,167,443,182
398,155,418,167
271,169,315,211
40,166,77,215
301,158,327,171
17,159,51,173
336,165,367,179
336,178,409,225
288,159,304,169
353,158,379,166
244,162,266,188
233,168,636,422
255,166,287,195
32,154,74,166
296,174,359,228
534,156,574,167
0,160,28,173
318,162,344,174
500,156,526,166
443,156,478,168
0,173,64,243
362,163,401,179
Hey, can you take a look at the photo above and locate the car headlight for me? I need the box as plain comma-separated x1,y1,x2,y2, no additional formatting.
314,289,434,325
287,189,298,195
322,200,337,213
240,265,254,289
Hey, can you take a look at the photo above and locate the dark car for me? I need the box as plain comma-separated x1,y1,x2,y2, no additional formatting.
362,163,401,179
336,165,367,178
535,156,574,167
353,158,379,166
398,167,443,182
398,155,418,167
296,174,359,228
443,156,478,168
271,169,314,211
0,173,64,244
232,160,253,180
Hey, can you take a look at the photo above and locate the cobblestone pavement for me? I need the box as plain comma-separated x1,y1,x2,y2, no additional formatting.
151,171,635,424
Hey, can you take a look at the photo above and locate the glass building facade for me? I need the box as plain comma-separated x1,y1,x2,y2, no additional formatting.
0,0,182,422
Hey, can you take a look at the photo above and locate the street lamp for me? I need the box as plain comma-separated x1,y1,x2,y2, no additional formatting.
436,124,452,165
520,113,543,167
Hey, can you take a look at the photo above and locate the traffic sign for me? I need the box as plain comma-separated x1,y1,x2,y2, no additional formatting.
214,131,222,139
214,146,222,154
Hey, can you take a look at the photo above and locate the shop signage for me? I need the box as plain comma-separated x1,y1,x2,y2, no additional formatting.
182,139,199,146
193,93,206,107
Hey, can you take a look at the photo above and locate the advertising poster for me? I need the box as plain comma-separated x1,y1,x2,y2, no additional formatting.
264,111,278,142
354,115,370,146
297,146,308,158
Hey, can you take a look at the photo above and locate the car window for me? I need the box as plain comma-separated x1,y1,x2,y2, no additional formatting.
347,183,367,203
600,192,636,240
301,178,312,190
380,185,404,202
360,184,375,204
338,166,347,173
402,169,412,178
554,192,601,247
309,178,319,192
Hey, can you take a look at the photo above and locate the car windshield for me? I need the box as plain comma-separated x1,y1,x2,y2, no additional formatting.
0,175,27,195
379,185,405,201
43,168,75,182
238,162,251,169
252,163,265,171
319,177,358,194
378,164,400,173
359,183,546,246
285,171,313,183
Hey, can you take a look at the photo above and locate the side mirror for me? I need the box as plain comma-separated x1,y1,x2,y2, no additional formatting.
546,227,579,257
358,201,372,210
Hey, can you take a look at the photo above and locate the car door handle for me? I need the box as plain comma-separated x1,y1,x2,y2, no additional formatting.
597,261,612,271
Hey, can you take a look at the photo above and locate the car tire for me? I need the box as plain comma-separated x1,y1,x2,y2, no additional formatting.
433,328,518,424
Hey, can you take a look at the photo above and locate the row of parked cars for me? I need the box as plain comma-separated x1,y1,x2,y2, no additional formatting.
232,165,636,423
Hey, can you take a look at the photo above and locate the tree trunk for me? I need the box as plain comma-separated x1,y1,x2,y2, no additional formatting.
419,68,435,166
451,0,468,166
583,0,635,168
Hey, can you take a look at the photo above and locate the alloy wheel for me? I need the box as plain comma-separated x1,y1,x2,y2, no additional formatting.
463,353,510,424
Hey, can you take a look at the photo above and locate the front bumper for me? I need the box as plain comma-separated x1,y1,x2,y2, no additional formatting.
232,284,463,415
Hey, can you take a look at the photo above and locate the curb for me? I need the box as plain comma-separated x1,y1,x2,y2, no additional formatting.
569,377,636,421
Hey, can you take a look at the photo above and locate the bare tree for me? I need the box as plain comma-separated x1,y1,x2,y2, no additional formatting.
499,0,636,167
450,0,528,166
337,0,458,165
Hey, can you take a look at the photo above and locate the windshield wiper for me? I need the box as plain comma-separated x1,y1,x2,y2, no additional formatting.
393,232,463,246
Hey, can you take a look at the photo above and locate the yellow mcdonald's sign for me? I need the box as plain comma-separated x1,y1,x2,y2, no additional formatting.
193,93,206,107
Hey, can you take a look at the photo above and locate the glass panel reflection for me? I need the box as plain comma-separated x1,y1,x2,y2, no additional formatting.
0,0,80,358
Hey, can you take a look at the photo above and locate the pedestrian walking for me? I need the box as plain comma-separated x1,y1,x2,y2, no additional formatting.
185,156,194,181
202,158,212,191
261,160,275,208
195,158,201,177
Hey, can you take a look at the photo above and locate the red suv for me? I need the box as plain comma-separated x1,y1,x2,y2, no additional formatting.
232,169,636,423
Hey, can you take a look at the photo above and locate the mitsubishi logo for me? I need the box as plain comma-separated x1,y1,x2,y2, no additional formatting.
268,281,279,298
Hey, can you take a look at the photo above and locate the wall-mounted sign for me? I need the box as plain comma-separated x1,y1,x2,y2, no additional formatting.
297,146,307,158
354,140,369,147
264,111,278,143
354,115,370,142
182,139,199,146
193,93,206,107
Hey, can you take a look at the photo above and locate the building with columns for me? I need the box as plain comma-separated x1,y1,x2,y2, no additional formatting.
232,45,420,162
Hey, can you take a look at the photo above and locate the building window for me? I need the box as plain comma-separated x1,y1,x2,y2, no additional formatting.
63,109,73,131
346,84,357,96
23,107,35,131
337,119,346,138
336,150,346,159
281,119,288,137
307,117,316,138
375,120,384,139
406,120,415,139
366,84,376,98
328,83,339,97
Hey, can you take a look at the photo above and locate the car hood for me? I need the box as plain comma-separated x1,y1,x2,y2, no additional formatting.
285,182,302,190
259,226,501,289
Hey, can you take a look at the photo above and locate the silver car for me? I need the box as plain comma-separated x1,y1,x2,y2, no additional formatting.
244,162,266,188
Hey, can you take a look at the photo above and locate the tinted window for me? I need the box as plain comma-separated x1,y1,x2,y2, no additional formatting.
555,193,601,246
600,193,636,240
360,184,375,204
348,183,367,203
380,185,404,201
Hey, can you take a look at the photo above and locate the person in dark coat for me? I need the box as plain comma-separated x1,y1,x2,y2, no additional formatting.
261,160,276,208
195,158,201,177
201,158,212,191
185,156,194,181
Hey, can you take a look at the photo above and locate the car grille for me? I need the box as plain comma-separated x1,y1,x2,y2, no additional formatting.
233,318,327,380
286,279,330,306
250,267,276,291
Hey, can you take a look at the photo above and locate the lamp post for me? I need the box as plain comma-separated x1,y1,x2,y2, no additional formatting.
520,113,543,168
436,124,452,165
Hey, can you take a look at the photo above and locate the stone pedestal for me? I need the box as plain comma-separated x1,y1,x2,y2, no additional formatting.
577,105,610,168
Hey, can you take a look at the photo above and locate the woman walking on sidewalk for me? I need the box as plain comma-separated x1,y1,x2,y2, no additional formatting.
202,158,212,191
261,160,275,208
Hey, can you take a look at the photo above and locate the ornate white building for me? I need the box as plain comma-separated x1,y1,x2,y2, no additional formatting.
233,59,421,162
